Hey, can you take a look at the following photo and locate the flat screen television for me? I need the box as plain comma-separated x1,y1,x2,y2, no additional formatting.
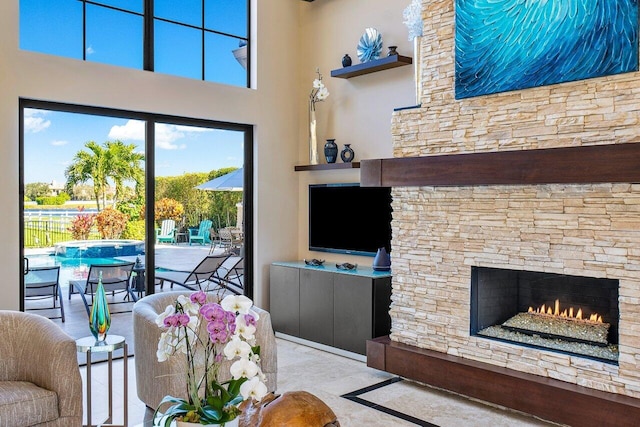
309,183,392,256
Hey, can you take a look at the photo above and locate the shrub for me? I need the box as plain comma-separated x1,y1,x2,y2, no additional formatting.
154,198,184,223
95,207,129,239
68,209,96,240
36,192,71,205
121,220,145,240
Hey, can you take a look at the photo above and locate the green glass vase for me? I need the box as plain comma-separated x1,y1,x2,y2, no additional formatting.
89,271,111,343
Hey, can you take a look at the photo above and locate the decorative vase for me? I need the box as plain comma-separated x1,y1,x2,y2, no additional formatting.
89,271,111,343
309,102,319,165
342,54,352,67
324,139,338,163
413,35,423,105
340,144,355,163
372,247,391,271
176,418,239,427
387,46,398,56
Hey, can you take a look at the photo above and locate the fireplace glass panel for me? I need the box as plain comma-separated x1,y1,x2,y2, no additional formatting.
470,267,619,364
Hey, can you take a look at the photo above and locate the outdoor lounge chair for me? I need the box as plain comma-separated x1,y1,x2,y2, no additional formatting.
68,262,137,316
24,265,65,322
189,219,212,245
156,219,176,244
209,256,244,295
155,254,230,291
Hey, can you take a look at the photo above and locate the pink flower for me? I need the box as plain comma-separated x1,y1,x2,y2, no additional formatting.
190,291,207,305
244,313,256,327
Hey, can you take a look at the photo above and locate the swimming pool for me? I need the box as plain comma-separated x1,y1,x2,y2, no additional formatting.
54,239,144,258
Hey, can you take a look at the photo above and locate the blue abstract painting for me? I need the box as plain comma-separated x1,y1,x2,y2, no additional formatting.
455,0,639,100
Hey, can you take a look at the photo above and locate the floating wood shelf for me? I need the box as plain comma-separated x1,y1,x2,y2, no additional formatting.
331,55,412,79
295,162,360,172
360,143,640,187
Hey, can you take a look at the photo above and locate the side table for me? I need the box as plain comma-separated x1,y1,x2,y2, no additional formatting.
76,335,128,427
132,264,146,298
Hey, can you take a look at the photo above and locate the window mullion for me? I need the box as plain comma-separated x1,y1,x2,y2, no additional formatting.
201,0,206,81
144,0,154,71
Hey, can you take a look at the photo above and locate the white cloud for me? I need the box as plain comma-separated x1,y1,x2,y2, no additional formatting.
86,45,95,55
24,109,51,133
51,140,69,146
108,120,217,150
109,120,145,141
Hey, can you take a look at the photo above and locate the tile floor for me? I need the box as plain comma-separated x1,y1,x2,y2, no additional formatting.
82,338,561,427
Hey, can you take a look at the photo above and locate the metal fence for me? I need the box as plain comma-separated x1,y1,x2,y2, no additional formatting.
24,218,101,248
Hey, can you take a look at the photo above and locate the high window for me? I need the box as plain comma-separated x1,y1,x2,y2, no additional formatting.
19,0,250,87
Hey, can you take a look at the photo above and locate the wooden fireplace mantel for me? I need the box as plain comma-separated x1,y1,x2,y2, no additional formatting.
360,143,640,187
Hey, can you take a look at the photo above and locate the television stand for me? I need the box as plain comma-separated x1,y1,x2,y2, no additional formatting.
269,261,392,355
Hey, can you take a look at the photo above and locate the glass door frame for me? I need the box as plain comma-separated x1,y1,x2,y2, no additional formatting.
18,98,254,309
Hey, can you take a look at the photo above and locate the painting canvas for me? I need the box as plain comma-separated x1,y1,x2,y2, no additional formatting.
455,1,639,100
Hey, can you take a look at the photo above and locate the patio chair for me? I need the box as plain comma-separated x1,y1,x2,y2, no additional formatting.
68,262,137,316
24,265,65,322
209,256,244,295
155,254,230,291
189,219,213,245
217,227,236,251
156,219,176,244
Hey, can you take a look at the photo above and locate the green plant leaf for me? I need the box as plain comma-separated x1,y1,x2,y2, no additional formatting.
200,406,223,422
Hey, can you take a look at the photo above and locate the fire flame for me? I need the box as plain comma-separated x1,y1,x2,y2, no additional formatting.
528,299,603,323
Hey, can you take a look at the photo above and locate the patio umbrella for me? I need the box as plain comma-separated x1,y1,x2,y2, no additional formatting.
195,167,244,227
195,167,243,191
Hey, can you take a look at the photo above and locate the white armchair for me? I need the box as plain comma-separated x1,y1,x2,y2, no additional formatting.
0,310,83,426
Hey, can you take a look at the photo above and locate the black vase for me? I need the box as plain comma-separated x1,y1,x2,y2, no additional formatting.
340,144,355,163
342,54,352,67
324,139,338,163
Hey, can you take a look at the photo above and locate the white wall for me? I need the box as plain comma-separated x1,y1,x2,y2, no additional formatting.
0,0,413,311
297,0,415,267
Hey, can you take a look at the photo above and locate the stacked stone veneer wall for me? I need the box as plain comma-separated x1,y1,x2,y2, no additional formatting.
389,1,640,397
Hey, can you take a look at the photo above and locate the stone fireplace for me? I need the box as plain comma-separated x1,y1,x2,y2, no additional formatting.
361,1,640,424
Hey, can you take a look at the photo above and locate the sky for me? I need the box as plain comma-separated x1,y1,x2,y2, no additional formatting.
24,109,244,185
19,0,248,185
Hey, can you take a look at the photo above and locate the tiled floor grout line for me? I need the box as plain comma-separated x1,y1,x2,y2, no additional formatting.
340,377,440,427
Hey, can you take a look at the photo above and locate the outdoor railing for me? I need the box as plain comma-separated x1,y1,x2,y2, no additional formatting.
24,218,101,248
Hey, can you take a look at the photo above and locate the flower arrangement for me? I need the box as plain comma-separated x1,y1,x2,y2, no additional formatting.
308,68,330,164
403,0,424,41
309,68,330,112
154,292,268,426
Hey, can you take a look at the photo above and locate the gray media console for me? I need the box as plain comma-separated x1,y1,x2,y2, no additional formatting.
270,261,392,355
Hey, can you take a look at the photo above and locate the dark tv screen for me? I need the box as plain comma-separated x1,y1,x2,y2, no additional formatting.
309,183,392,256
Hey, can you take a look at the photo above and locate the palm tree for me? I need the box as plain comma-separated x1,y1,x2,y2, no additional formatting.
105,140,145,206
65,140,145,211
65,141,109,211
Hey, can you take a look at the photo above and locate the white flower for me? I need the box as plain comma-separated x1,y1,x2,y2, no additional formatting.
223,336,252,360
177,294,200,315
235,314,257,341
309,68,330,107
155,304,175,327
230,357,259,380
403,0,423,41
221,294,253,314
240,376,268,401
156,331,179,362
236,323,257,341
316,86,329,101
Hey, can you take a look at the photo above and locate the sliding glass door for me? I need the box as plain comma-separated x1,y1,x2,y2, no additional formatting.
20,100,251,334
